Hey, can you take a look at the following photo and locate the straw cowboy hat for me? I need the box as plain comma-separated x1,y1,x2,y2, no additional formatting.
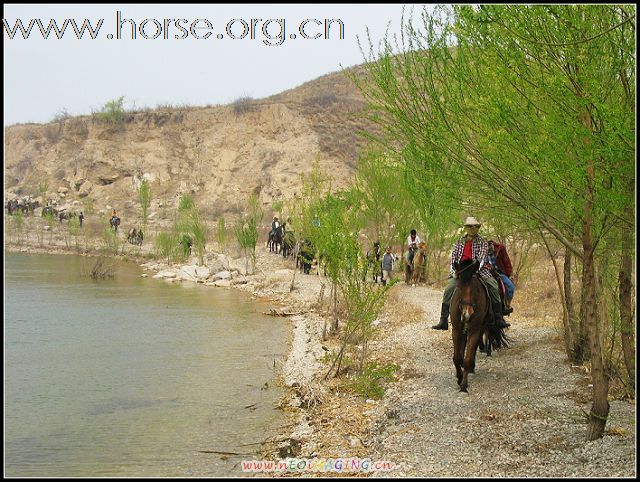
464,216,481,226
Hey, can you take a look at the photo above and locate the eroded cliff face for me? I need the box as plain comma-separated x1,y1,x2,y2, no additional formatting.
4,67,371,221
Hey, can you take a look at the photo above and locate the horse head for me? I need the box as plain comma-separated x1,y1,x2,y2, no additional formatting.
454,259,479,284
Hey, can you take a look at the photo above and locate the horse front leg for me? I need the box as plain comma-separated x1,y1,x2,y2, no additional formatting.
466,330,483,374
452,325,465,386
460,330,483,392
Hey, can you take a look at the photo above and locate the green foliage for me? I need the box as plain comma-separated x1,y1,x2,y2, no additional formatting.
234,193,263,270
37,181,49,199
173,194,207,265
215,217,227,251
272,200,283,217
138,179,151,228
101,221,120,255
189,210,207,265
154,230,180,265
99,96,125,124
11,211,24,243
83,198,94,215
347,362,400,400
42,211,56,244
353,4,636,436
178,194,195,213
68,215,81,250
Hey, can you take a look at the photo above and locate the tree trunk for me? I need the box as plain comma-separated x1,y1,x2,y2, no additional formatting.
563,250,580,360
618,207,635,388
331,282,339,333
540,230,573,357
582,146,609,440
575,93,609,439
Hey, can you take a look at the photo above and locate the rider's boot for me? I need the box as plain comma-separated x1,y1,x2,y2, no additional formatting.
431,303,450,330
492,302,510,328
504,299,513,315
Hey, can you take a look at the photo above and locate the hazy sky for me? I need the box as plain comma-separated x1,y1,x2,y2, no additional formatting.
3,4,432,126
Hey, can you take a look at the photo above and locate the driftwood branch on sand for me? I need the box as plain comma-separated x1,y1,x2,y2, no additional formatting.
262,308,306,316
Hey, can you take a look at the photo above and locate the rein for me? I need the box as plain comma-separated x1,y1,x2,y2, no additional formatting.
456,259,479,277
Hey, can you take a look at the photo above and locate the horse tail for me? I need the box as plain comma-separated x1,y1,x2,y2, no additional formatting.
487,323,511,350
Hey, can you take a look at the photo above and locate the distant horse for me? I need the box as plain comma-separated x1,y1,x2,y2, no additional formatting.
58,211,76,223
450,259,509,392
267,228,276,251
298,239,314,274
282,229,295,258
110,215,120,231
273,224,286,254
42,205,57,218
6,199,17,215
127,227,143,246
180,233,192,256
366,242,382,283
410,242,427,286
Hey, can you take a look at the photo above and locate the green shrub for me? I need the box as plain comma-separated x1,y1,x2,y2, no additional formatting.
99,96,125,124
347,362,399,400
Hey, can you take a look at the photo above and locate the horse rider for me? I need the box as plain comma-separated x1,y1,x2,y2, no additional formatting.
487,240,515,314
405,229,421,268
432,216,510,330
271,216,280,237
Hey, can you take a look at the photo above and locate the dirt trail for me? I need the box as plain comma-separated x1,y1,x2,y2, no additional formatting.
361,285,636,477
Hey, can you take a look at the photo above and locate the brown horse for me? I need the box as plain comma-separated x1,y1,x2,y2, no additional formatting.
450,259,509,392
411,242,427,286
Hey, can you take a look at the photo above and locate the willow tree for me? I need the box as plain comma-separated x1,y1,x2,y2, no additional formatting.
137,179,151,229
353,4,635,440
353,148,461,281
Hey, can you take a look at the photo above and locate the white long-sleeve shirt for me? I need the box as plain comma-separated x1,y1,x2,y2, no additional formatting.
406,234,421,248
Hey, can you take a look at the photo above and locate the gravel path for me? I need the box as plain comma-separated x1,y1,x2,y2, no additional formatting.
365,286,636,477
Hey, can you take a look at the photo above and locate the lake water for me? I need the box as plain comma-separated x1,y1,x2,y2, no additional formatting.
4,253,288,477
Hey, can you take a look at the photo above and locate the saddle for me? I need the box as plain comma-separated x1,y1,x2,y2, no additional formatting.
489,269,512,316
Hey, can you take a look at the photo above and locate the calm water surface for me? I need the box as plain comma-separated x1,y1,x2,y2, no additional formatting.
4,253,288,476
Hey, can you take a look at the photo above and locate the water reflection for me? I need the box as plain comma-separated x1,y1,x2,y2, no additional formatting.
5,253,287,477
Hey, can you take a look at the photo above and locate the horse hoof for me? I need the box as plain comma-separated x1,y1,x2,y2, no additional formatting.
459,387,468,393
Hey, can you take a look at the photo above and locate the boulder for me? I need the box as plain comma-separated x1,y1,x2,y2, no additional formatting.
57,186,68,194
228,257,254,275
153,270,177,279
78,181,93,197
213,270,232,281
177,265,198,281
194,266,211,279
208,254,230,273
97,174,119,185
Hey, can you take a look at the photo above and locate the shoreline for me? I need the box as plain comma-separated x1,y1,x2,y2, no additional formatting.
4,236,332,469
5,236,636,477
